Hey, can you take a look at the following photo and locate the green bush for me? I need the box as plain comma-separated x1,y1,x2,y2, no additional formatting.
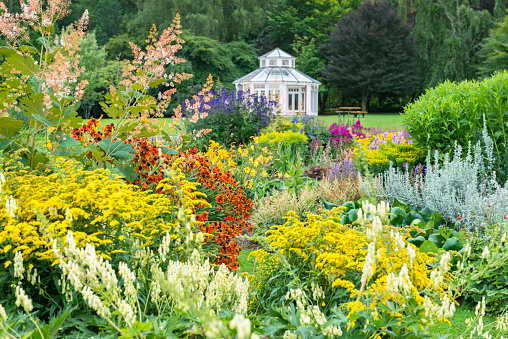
404,71,508,159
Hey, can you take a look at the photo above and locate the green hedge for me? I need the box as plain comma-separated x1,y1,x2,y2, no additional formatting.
403,71,508,157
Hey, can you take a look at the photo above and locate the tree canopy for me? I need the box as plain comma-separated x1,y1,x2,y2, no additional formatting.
323,1,420,111
2,0,505,117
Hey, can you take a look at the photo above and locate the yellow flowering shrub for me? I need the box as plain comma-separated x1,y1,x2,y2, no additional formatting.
251,206,455,328
0,157,205,264
354,130,423,173
256,130,308,146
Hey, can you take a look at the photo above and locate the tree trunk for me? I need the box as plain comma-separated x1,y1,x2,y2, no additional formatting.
361,90,369,111
319,87,329,115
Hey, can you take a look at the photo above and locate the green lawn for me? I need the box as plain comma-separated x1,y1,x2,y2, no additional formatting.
90,113,405,135
316,113,405,130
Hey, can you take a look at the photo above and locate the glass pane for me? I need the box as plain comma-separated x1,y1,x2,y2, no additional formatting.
302,93,305,110
294,94,298,111
288,94,292,110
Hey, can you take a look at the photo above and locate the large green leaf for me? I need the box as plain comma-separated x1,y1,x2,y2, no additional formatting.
323,200,340,210
20,93,45,119
0,139,12,152
0,117,24,138
407,236,426,248
342,201,356,211
116,164,139,182
348,208,359,223
392,198,409,212
1,49,39,76
428,233,447,248
442,237,463,251
419,240,439,254
96,138,135,162
402,211,423,227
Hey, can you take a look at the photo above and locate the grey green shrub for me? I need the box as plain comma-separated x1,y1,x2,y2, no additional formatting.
380,124,508,230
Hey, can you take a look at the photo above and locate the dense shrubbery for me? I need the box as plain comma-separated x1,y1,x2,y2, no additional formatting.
404,71,508,181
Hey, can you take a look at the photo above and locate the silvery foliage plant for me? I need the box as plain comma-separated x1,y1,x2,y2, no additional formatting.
380,119,508,230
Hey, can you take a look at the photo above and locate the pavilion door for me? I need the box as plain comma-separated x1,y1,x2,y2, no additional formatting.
287,87,305,114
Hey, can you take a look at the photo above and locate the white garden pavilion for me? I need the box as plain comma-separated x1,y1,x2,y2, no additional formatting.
233,48,321,116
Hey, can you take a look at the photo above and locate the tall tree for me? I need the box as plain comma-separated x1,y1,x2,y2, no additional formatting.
410,0,497,87
323,1,420,111
479,10,508,76
129,0,278,43
263,0,362,113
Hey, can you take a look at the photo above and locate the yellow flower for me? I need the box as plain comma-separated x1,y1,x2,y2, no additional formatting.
4,261,11,268
46,140,53,151
48,126,56,133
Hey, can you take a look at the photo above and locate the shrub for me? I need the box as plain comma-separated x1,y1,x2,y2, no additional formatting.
354,129,423,174
186,89,276,147
0,156,202,315
404,72,508,164
256,129,309,147
380,127,508,229
251,185,320,234
290,116,330,144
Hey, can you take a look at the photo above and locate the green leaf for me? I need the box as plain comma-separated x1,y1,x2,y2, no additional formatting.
392,198,409,212
407,236,426,248
0,139,13,152
348,208,359,223
31,113,53,126
390,207,406,218
419,240,439,253
342,201,356,211
340,215,350,225
116,164,139,183
1,49,39,76
429,233,447,248
323,200,340,210
96,138,135,162
402,211,423,227
161,147,179,155
0,117,24,138
20,93,45,118
442,237,463,251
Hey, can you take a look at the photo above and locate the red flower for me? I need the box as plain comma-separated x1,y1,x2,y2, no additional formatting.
457,216,462,220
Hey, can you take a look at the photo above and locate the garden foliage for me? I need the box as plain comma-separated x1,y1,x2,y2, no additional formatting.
404,72,508,179
250,202,456,337
186,89,276,147
381,126,508,229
